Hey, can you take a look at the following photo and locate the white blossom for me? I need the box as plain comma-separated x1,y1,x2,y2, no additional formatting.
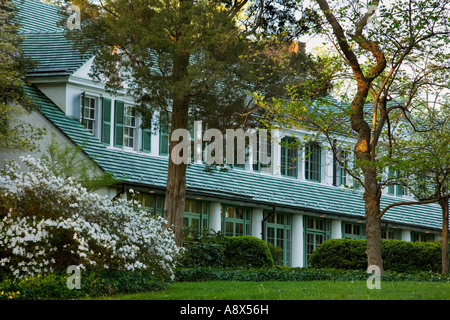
0,156,180,280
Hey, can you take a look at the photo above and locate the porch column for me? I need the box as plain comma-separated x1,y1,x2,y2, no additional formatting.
252,207,264,239
402,229,412,242
209,201,222,233
331,219,342,239
291,214,304,268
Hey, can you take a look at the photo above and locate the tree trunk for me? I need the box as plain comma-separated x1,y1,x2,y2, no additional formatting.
163,94,189,247
351,84,385,273
364,190,384,274
315,0,387,274
164,150,187,247
163,20,191,246
363,155,383,273
439,196,449,274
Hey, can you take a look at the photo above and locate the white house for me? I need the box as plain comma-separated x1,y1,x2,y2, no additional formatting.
1,0,445,268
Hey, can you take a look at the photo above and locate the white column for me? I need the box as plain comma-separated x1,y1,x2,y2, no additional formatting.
324,148,334,185
209,201,222,233
402,229,411,242
150,112,160,156
271,129,281,176
252,207,263,239
291,214,304,268
331,219,342,239
193,121,203,164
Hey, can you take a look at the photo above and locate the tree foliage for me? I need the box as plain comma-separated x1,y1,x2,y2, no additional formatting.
62,0,322,245
256,0,450,271
0,0,44,152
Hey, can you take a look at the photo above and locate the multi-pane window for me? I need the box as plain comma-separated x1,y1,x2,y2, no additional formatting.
221,205,252,237
381,227,402,240
304,216,330,265
81,95,96,134
336,149,349,186
253,130,272,173
264,212,292,266
305,142,321,182
183,200,209,238
127,191,164,215
123,105,136,148
342,222,366,239
387,169,410,197
412,231,435,242
99,97,151,151
281,137,298,178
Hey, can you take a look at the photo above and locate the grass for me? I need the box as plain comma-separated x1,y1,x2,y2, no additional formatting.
100,280,450,300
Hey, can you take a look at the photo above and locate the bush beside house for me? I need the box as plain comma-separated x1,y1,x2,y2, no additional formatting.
0,156,180,299
178,233,274,269
309,238,444,273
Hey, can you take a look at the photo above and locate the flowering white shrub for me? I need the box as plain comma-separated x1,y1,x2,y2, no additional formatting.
0,156,180,280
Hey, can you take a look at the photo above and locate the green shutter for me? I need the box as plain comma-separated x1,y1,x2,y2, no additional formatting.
159,112,169,155
114,100,124,147
388,168,395,195
396,184,404,196
142,128,151,153
80,91,85,122
101,98,111,144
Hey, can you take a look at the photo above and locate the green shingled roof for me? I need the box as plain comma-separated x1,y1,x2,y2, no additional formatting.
24,84,445,231
14,0,91,76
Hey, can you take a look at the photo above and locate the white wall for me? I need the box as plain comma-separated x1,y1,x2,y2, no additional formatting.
0,105,104,182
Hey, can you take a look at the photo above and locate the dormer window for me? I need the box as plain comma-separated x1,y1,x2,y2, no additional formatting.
123,105,136,148
281,136,298,178
114,100,137,149
81,94,96,134
305,142,321,182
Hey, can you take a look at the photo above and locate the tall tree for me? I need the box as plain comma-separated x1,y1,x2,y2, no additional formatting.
64,0,314,245
389,98,450,274
256,0,450,271
0,0,43,152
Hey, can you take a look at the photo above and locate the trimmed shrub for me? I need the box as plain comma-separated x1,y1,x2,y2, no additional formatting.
309,238,445,273
179,234,274,269
309,239,367,270
223,236,274,268
382,240,441,272
178,232,225,268
267,242,284,266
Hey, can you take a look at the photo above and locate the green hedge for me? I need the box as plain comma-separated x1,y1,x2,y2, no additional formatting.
178,234,274,269
174,267,450,283
309,239,445,272
0,270,167,300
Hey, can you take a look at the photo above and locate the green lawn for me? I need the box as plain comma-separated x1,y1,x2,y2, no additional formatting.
101,280,450,300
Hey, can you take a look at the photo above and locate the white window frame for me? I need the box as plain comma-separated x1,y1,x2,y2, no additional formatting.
81,95,97,135
123,104,137,149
